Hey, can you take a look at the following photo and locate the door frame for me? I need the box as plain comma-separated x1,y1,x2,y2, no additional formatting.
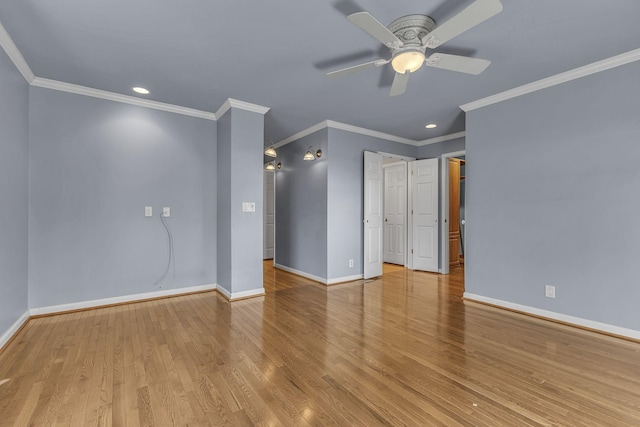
439,150,465,274
263,168,276,264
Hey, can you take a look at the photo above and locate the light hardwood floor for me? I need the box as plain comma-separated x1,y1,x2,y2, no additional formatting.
1,262,640,426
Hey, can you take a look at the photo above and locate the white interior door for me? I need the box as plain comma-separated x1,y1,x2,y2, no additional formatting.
364,151,383,279
383,162,406,265
411,159,439,272
263,170,275,259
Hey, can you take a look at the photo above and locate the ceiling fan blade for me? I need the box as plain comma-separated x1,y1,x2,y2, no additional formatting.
422,0,503,48
327,59,389,78
390,72,410,97
425,54,490,75
348,12,404,48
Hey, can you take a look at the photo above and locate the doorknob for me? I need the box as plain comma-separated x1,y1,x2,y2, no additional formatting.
384,218,388,222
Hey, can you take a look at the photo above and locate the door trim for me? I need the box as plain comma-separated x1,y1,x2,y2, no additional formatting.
263,169,275,261
439,150,465,274
377,151,416,162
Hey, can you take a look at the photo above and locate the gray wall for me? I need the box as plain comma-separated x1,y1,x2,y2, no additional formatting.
0,47,29,334
216,108,264,294
275,129,329,278
418,137,465,159
466,60,640,330
28,87,217,308
327,128,418,279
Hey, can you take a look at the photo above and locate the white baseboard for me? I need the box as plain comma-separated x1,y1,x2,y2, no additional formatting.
327,274,364,285
274,263,328,284
0,310,30,350
273,263,363,285
464,293,640,341
29,284,217,316
216,286,265,301
216,286,232,299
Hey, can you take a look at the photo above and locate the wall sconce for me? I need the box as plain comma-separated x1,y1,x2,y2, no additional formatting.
303,147,323,161
264,161,282,171
264,139,278,157
264,141,277,158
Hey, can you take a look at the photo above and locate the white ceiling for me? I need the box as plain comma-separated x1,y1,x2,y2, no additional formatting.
1,0,639,143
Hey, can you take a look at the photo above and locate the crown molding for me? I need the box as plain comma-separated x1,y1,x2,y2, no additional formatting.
275,121,329,148
214,98,270,119
0,21,35,83
418,131,466,146
326,120,420,146
461,48,640,112
0,16,457,142
276,120,427,148
31,78,216,120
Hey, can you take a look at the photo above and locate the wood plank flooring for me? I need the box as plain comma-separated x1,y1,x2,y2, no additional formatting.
1,262,640,425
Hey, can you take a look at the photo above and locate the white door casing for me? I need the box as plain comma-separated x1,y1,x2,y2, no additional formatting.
439,149,465,275
411,159,439,272
263,170,275,260
383,162,406,265
363,151,383,279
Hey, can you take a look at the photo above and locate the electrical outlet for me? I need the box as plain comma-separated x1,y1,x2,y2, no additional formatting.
349,259,354,268
145,206,153,217
545,285,556,299
162,207,171,217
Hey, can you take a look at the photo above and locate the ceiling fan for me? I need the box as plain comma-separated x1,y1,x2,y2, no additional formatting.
327,0,503,96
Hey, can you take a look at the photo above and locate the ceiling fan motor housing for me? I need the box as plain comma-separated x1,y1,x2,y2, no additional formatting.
388,15,435,49
388,15,435,73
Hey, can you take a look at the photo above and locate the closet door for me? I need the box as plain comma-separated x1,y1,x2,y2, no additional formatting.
383,162,407,266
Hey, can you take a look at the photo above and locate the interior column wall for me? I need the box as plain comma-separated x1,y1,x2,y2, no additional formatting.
216,107,265,296
0,44,29,341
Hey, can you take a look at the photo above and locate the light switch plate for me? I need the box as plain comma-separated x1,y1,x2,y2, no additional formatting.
145,206,153,217
242,202,256,212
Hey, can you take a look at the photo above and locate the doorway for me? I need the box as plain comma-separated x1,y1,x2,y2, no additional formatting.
263,169,275,260
448,156,465,268
364,151,439,279
439,150,465,277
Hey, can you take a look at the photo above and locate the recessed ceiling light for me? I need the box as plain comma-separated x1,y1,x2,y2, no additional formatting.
425,123,437,129
132,87,149,95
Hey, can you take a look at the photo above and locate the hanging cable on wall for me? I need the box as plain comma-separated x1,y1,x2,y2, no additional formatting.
154,209,175,289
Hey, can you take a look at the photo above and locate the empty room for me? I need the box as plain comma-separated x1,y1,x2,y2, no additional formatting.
1,0,640,425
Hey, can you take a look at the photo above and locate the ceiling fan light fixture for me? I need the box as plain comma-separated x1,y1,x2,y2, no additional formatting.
391,49,425,74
